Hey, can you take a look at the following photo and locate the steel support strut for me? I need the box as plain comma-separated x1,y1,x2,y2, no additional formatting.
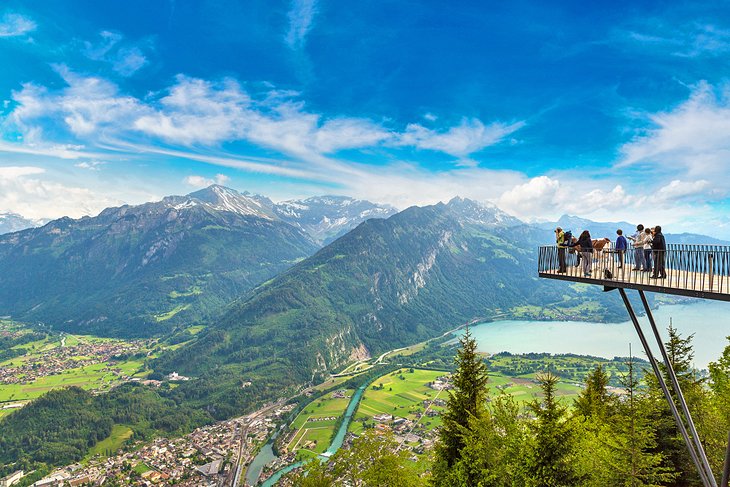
722,431,730,487
617,289,716,487
638,290,717,486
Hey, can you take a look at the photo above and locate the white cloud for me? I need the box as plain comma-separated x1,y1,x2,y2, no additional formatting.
183,174,230,188
83,31,122,60
582,185,628,209
0,166,45,178
398,118,525,158
0,165,120,219
655,179,710,201
0,13,36,38
9,65,147,139
620,81,730,178
496,176,561,218
113,47,148,76
624,22,730,58
285,0,317,50
75,160,106,171
83,31,149,77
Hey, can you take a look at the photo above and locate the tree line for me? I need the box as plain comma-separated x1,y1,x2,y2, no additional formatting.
287,326,730,486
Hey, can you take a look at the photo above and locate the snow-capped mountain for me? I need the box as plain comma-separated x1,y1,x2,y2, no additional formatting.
446,197,524,227
164,185,277,220
274,195,398,244
0,212,45,235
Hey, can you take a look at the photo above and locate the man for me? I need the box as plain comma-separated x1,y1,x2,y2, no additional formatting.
555,227,567,273
651,225,666,279
615,229,627,269
628,224,645,271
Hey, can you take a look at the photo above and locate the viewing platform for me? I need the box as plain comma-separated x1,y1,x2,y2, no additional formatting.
538,244,730,302
539,242,730,487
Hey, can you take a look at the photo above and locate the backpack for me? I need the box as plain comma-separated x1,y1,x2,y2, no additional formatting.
563,230,572,245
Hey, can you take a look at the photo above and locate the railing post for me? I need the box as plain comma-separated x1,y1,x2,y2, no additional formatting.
709,253,715,291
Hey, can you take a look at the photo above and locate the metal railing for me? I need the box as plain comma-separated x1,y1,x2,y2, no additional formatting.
538,243,730,296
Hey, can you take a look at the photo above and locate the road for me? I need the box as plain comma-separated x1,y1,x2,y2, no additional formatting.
227,398,290,487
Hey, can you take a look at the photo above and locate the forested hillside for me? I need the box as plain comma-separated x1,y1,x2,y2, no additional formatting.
155,198,626,415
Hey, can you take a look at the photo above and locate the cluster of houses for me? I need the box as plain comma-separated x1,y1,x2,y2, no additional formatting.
0,339,145,385
33,402,299,487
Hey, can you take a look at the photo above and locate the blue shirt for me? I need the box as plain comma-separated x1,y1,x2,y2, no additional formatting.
616,235,627,250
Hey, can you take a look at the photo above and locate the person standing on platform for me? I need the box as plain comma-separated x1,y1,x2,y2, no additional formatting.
615,229,627,269
651,225,667,279
629,224,645,270
643,227,654,272
555,227,567,273
572,230,593,277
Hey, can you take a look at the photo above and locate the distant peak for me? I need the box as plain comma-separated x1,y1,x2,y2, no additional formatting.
179,185,276,219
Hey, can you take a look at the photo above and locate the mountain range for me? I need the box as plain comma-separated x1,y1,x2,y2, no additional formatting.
536,215,730,245
0,212,46,234
0,186,393,336
152,197,628,414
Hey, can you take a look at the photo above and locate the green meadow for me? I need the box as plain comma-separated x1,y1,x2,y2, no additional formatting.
85,424,134,461
286,389,354,457
350,368,446,435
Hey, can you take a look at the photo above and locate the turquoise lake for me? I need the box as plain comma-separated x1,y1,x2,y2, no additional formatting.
467,300,730,369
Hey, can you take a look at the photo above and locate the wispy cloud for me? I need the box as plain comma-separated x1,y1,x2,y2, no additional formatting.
74,160,106,171
621,22,730,58
0,165,121,219
0,12,36,38
398,118,524,158
183,174,229,188
619,81,730,181
285,0,317,50
83,30,149,76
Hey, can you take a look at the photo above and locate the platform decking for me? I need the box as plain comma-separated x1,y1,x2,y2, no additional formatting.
538,244,730,301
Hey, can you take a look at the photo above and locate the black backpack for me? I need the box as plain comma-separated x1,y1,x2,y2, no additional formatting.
563,230,572,245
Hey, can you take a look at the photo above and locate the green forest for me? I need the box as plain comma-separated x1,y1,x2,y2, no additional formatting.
287,327,730,486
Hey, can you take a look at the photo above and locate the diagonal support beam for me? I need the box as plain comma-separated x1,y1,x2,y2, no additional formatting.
720,435,730,487
638,290,717,486
618,288,715,487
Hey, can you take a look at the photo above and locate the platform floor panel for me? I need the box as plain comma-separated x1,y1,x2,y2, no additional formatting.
540,260,730,300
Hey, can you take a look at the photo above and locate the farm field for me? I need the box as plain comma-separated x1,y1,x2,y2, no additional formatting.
285,389,355,459
0,322,154,407
350,368,447,436
349,366,594,437
85,425,134,461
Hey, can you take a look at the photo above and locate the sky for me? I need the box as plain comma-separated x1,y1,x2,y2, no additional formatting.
1,1,730,236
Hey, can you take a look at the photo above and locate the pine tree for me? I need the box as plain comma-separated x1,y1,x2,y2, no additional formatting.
432,326,489,485
574,364,613,419
287,430,418,487
604,353,677,487
450,394,529,487
645,324,707,486
524,372,581,487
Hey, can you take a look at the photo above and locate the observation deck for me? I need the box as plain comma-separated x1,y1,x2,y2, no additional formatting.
538,244,730,302
538,242,730,487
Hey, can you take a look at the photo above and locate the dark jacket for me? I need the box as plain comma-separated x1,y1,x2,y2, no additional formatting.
651,232,666,251
616,235,627,251
573,233,593,253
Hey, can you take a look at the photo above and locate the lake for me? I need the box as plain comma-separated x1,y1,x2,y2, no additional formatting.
467,300,730,369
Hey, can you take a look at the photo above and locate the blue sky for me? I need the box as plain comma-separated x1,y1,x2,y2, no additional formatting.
1,1,730,236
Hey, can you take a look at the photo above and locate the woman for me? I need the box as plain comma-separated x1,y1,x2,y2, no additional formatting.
642,227,654,272
570,230,594,277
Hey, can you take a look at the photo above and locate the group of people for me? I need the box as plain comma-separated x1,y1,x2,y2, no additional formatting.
554,224,667,279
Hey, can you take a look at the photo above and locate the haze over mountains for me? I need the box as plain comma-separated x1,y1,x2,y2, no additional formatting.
1,185,721,341
0,186,393,336
0,184,721,435
536,215,730,246
0,212,47,235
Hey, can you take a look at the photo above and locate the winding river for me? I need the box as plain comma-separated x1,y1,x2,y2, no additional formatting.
248,300,730,485
252,381,369,486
